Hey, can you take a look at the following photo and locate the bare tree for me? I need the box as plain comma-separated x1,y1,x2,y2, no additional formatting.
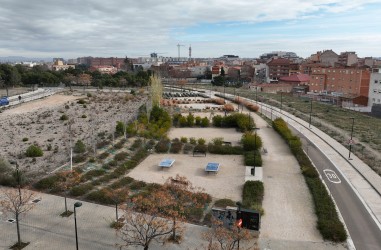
116,192,177,250
0,188,36,248
202,217,257,250
56,170,81,216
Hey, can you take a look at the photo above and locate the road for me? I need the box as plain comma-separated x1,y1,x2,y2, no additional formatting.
299,132,381,250
257,102,381,250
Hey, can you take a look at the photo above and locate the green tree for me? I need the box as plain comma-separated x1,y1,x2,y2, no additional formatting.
186,113,195,127
241,132,262,151
25,145,43,157
73,140,86,154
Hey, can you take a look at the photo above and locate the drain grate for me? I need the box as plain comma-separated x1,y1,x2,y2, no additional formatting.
7,219,16,223
32,199,41,203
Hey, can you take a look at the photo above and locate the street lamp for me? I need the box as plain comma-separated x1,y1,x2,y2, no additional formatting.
252,128,260,176
348,117,355,160
74,202,82,250
236,201,242,250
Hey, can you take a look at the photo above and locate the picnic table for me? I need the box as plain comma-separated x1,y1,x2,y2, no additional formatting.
158,159,175,169
205,162,220,174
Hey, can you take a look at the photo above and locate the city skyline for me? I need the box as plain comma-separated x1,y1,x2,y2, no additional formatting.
0,0,380,59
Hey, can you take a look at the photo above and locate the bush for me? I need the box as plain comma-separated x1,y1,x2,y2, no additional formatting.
69,184,94,196
97,140,110,149
242,181,264,210
200,117,210,127
73,154,87,163
81,169,105,181
98,152,109,160
22,138,29,142
130,180,147,190
77,99,86,104
208,144,243,155
183,144,193,154
195,116,202,126
81,114,87,118
110,176,134,189
26,144,43,157
214,198,236,208
170,141,183,153
34,175,61,190
186,113,195,126
73,140,86,154
244,151,262,166
189,137,197,145
85,189,114,205
114,152,129,161
180,137,188,143
197,138,206,145
60,114,69,121
241,132,262,151
155,138,170,153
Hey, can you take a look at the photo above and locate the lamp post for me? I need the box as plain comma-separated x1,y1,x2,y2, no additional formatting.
252,127,260,176
309,97,313,129
74,202,82,250
236,201,242,250
348,117,355,160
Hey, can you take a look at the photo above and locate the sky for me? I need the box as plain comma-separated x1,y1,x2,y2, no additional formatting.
0,0,380,59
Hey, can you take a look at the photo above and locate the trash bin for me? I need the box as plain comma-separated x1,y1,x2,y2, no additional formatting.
251,167,255,176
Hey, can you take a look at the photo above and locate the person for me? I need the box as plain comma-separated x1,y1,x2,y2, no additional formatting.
18,95,21,102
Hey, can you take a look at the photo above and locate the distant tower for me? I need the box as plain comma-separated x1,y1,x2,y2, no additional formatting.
189,45,192,61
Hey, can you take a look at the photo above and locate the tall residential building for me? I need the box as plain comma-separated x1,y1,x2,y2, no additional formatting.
308,67,370,97
368,68,381,107
338,52,358,66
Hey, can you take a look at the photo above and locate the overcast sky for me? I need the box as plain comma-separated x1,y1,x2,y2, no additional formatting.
0,0,380,59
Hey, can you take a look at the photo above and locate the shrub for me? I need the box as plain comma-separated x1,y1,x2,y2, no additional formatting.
189,137,197,145
186,113,195,126
85,189,115,204
26,145,43,157
98,152,109,160
183,144,193,154
200,117,210,127
114,152,129,161
195,116,202,126
81,169,105,181
69,184,94,196
22,138,29,142
214,198,236,208
110,177,134,189
114,139,126,149
77,99,86,104
197,138,206,145
241,132,262,151
130,180,147,190
87,93,92,97
81,114,87,118
180,137,188,143
73,140,86,154
73,154,87,163
97,140,110,149
170,141,183,153
60,114,69,121
155,138,170,153
242,181,264,210
34,175,61,190
244,151,262,166
179,116,188,127
208,144,244,155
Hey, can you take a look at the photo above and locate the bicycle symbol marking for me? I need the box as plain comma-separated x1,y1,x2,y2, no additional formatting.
323,169,341,184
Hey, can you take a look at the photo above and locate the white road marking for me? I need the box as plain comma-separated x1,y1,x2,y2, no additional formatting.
323,169,341,184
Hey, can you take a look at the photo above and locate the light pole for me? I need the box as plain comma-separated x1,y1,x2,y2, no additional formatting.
74,202,82,250
309,97,313,129
236,201,242,250
348,117,355,160
252,127,260,176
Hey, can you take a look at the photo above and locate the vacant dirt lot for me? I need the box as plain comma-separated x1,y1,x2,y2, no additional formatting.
0,91,147,177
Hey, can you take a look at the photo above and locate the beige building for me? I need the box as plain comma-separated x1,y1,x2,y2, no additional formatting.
320,50,339,67
52,60,75,71
338,52,358,66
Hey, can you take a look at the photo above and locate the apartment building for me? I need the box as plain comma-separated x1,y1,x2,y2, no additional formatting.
338,52,358,66
368,68,381,107
320,50,339,67
308,67,370,97
267,58,291,81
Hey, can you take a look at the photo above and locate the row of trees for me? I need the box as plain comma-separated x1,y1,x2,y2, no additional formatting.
0,63,152,92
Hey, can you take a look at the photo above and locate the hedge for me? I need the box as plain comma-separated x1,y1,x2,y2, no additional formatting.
272,118,346,242
244,151,262,167
207,144,244,155
242,181,264,211
69,183,94,196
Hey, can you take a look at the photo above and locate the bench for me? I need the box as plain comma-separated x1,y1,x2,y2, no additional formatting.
193,149,206,157
223,141,232,146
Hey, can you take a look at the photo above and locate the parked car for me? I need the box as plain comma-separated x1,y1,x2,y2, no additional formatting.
0,96,9,106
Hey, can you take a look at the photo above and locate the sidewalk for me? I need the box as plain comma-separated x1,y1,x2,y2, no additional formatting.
259,103,381,229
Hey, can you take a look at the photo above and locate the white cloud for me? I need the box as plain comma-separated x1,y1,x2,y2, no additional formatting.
0,0,380,58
